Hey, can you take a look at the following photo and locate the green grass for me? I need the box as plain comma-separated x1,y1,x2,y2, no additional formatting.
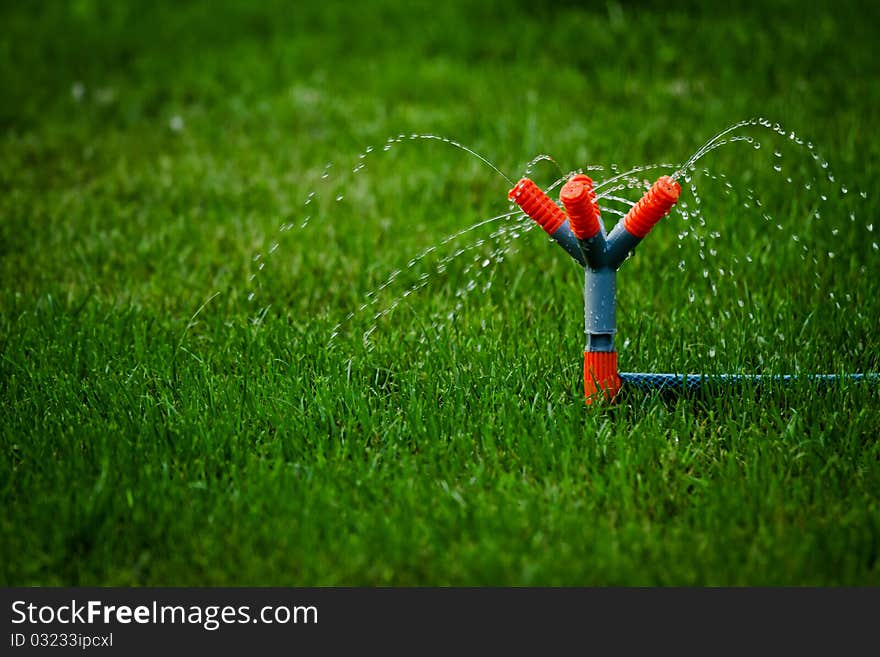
2,0,879,585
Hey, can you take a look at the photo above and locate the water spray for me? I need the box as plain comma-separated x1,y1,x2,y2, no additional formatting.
510,172,877,404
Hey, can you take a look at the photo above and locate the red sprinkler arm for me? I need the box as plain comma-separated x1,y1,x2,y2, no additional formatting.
509,178,586,266
559,174,601,240
622,176,681,239
560,174,608,269
508,178,567,233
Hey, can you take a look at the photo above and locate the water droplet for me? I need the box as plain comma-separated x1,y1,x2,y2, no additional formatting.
774,150,782,158
336,195,344,202
709,347,716,358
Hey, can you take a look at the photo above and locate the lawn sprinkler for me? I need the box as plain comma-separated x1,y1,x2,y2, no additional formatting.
510,173,679,404
509,173,878,404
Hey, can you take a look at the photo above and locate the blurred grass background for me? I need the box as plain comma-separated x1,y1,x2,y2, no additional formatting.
1,0,879,585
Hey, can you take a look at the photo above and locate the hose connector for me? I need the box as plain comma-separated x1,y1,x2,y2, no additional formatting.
622,175,681,238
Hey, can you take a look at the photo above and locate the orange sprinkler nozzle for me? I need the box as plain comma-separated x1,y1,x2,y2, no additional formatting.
622,175,682,239
560,174,601,240
584,351,621,404
509,177,567,235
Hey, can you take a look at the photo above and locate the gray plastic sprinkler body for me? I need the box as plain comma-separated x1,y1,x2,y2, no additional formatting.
509,172,877,404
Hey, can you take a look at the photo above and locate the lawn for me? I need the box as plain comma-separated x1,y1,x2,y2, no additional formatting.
1,0,879,585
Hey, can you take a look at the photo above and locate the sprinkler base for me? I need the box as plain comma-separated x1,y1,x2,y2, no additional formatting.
584,351,621,404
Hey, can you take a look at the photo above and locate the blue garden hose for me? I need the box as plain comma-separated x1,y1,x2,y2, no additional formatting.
619,372,879,392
